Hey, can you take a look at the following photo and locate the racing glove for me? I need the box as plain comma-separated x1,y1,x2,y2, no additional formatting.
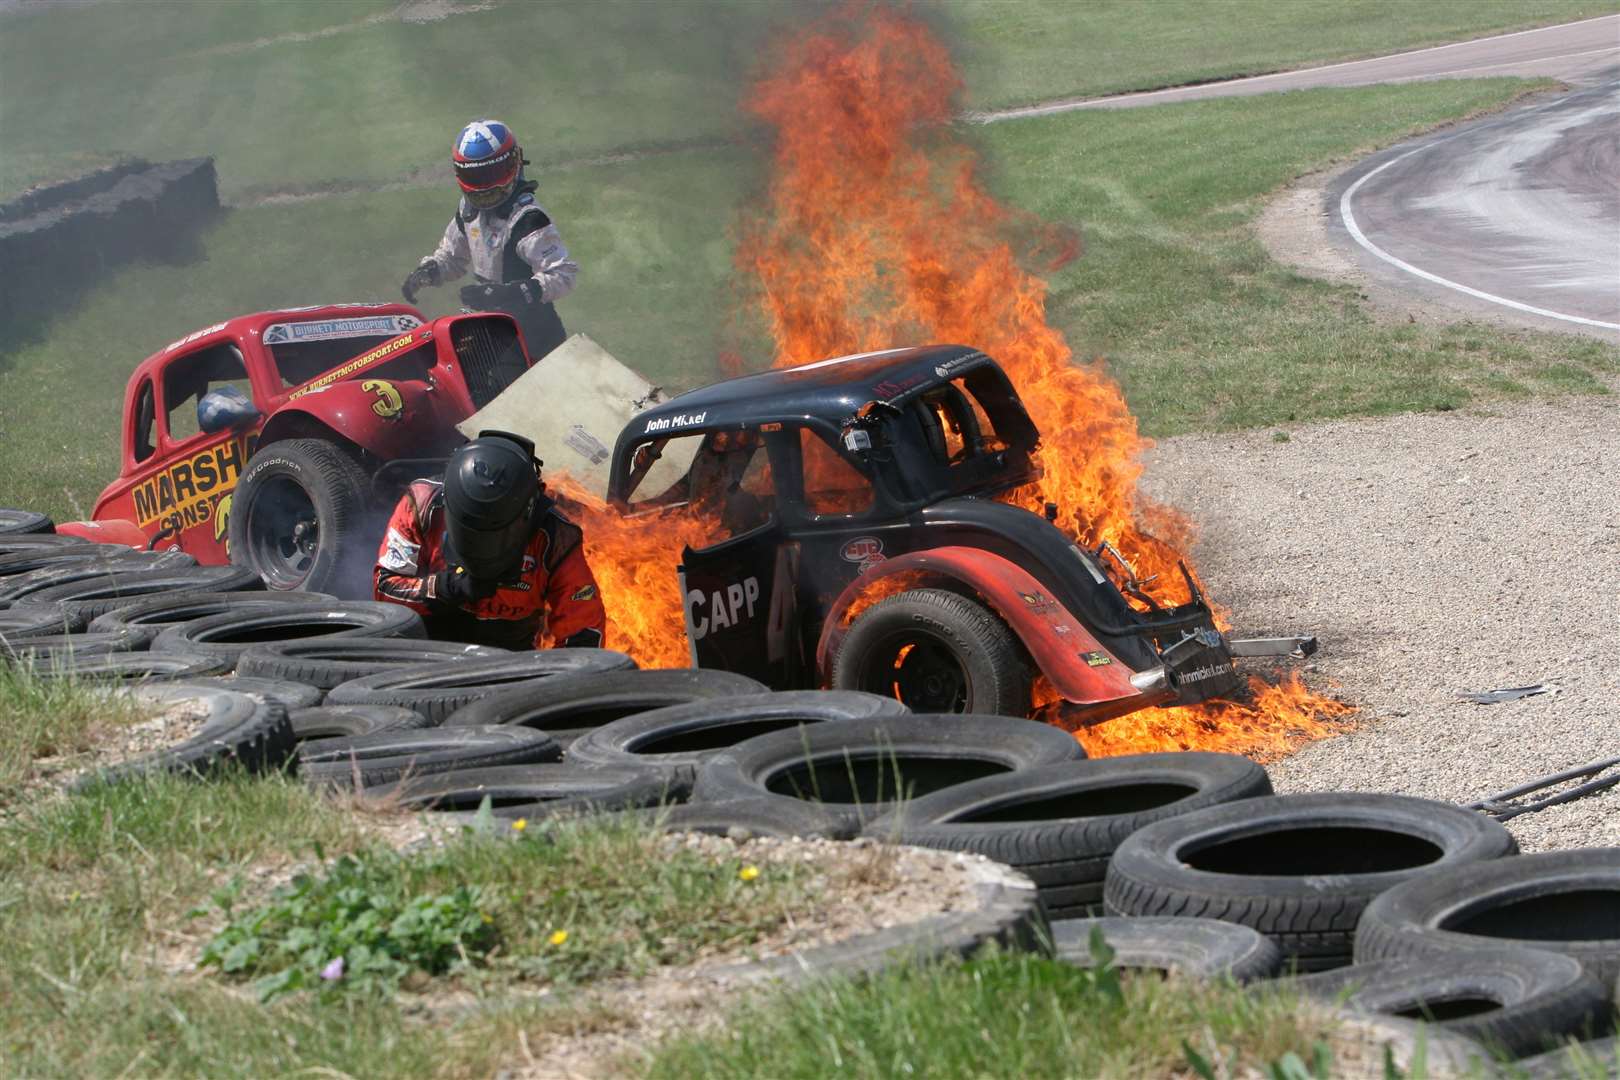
460,278,543,310
432,566,498,607
402,259,441,305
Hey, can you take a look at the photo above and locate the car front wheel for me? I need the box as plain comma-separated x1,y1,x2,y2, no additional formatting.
229,438,376,598
830,587,1032,717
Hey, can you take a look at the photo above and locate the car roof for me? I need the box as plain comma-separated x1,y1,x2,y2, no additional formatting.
626,344,996,438
127,303,425,387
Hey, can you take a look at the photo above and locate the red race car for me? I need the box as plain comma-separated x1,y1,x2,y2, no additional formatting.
60,303,535,596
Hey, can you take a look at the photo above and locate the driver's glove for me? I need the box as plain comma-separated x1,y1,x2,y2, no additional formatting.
432,566,497,607
402,259,441,305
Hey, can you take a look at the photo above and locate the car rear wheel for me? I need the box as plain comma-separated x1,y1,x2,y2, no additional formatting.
230,439,375,598
831,587,1031,716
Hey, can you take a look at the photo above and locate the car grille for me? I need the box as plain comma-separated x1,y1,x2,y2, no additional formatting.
451,318,528,409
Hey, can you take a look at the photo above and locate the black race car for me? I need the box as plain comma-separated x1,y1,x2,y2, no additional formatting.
606,345,1314,720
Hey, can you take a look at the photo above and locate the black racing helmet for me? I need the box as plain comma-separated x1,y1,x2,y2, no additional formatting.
442,431,540,580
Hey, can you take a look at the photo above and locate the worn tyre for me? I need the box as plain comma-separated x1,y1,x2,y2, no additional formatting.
288,705,431,741
692,714,1086,837
299,725,561,789
1053,916,1282,982
0,509,54,535
89,590,337,648
831,587,1031,716
372,764,682,820
13,564,264,623
863,752,1271,920
1514,1035,1620,1078
229,437,377,597
3,632,139,666
32,650,234,683
0,534,100,555
1103,793,1518,971
1283,947,1610,1057
0,605,84,640
327,649,637,724
1355,847,1620,988
238,638,506,690
0,550,196,605
444,668,769,744
151,601,424,667
76,685,296,788
176,675,323,711
0,544,121,580
565,689,907,775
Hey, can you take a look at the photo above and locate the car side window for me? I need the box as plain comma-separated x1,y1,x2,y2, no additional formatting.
162,343,250,443
799,428,873,516
625,431,776,540
132,379,156,464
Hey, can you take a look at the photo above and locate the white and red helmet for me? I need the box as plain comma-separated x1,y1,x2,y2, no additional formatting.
452,119,522,208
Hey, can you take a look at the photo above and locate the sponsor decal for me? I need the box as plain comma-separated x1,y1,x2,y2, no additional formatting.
287,334,421,400
564,424,610,465
1052,623,1072,635
839,536,885,571
642,411,707,434
1082,651,1113,667
131,436,251,529
362,378,404,419
1178,661,1235,685
212,492,233,555
164,321,229,353
760,422,783,433
686,575,760,641
872,373,927,398
521,555,537,574
1191,627,1224,648
571,584,598,602
379,528,418,574
1018,589,1057,613
930,354,980,379
262,315,420,345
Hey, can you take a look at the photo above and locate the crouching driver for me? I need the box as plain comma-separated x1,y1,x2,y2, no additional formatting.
374,431,605,650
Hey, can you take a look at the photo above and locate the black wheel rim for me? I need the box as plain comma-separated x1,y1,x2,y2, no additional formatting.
246,475,319,590
856,631,970,713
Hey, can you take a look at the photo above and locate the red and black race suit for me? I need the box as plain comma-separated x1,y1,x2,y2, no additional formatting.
375,479,605,651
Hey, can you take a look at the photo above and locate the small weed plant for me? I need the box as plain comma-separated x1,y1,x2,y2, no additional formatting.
198,843,496,1001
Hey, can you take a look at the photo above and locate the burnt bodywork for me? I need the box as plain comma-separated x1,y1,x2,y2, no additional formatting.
608,345,1307,719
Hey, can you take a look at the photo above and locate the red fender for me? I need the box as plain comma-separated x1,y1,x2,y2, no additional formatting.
54,518,154,550
817,546,1162,715
259,378,459,463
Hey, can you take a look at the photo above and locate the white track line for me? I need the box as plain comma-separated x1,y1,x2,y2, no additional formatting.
1338,113,1620,332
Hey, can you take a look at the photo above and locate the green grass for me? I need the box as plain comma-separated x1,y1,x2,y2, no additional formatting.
641,946,1336,1079
0,760,815,1076
4,0,1613,198
946,0,1619,108
7,78,1616,522
0,663,145,795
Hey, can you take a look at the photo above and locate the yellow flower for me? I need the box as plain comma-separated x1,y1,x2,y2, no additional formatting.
739,865,760,882
481,913,494,925
510,818,528,833
549,929,569,946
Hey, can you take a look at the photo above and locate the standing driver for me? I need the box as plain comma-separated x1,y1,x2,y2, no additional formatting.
375,431,606,650
402,119,577,360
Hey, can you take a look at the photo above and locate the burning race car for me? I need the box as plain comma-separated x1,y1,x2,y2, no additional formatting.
601,345,1316,721
59,304,536,596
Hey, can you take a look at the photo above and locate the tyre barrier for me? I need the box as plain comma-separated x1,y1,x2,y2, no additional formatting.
862,752,1272,920
33,650,234,682
0,549,195,601
237,638,507,691
13,564,264,623
298,725,561,789
0,534,100,555
0,604,86,641
327,649,638,724
373,764,684,821
444,667,769,746
562,689,904,775
1354,846,1620,987
1513,1034,1620,1078
1280,946,1610,1057
288,705,433,742
73,684,295,790
2,632,140,666
607,798,849,840
692,714,1087,838
1102,793,1518,971
89,590,337,649
1051,916,1282,982
177,675,324,711
0,508,54,535
151,601,425,666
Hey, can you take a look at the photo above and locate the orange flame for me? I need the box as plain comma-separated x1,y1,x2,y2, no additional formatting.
735,2,1349,755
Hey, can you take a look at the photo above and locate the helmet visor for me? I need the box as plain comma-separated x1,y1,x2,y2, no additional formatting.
464,179,514,210
445,513,529,582
454,147,520,193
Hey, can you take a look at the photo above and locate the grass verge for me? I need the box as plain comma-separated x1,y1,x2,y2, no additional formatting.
3,0,1613,197
0,663,145,796
641,946,1337,1079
